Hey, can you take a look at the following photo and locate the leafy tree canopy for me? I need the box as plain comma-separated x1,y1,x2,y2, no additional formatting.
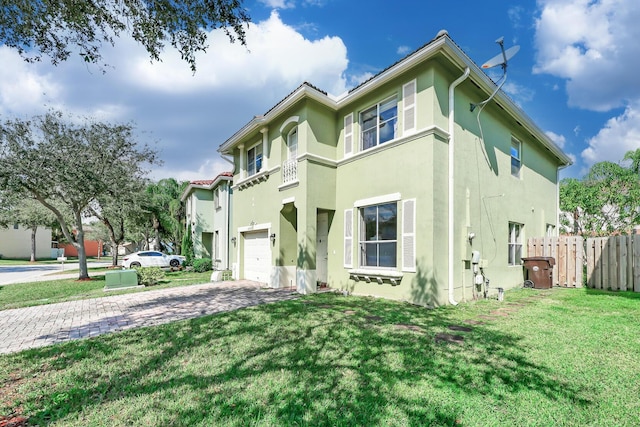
560,149,640,236
0,110,160,278
0,0,250,72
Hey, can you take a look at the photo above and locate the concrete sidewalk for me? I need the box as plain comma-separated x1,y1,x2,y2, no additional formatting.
0,281,298,355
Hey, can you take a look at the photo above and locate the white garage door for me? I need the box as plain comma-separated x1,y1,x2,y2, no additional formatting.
243,230,271,283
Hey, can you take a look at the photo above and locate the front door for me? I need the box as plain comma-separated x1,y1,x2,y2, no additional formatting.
316,212,329,286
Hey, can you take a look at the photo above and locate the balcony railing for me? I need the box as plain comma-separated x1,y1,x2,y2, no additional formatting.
282,158,298,184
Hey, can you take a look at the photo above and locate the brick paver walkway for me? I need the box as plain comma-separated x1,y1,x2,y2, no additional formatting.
0,281,298,355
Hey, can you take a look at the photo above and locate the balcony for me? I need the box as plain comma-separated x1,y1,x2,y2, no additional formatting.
282,158,298,184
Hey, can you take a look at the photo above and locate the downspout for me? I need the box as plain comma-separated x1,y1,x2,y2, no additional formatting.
448,67,471,306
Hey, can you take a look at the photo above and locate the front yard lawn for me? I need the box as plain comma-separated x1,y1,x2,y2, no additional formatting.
1,287,639,426
0,270,214,310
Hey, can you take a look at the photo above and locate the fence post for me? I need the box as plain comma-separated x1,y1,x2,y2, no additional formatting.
620,236,628,291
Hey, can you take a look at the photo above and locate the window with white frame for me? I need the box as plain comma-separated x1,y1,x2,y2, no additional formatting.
359,203,397,268
287,127,298,160
508,222,523,266
511,137,521,178
213,187,220,209
247,143,263,176
361,97,398,150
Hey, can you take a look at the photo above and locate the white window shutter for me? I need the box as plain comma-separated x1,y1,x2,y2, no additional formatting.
402,80,416,135
402,199,416,272
344,113,354,157
344,209,353,268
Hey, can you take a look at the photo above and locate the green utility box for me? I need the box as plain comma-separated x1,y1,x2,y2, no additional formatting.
104,269,140,291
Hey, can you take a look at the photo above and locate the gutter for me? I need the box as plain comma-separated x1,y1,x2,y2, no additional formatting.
448,67,470,306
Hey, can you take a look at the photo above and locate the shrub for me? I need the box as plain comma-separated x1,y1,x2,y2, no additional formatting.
182,224,195,266
134,266,165,286
192,258,212,273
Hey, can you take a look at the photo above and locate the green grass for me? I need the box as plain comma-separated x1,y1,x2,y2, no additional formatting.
0,270,214,310
1,287,640,426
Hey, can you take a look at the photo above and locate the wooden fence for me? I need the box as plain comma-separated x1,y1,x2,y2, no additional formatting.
527,236,584,287
527,235,640,292
586,236,640,292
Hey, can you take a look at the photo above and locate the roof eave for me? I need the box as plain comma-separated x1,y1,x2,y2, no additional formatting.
218,85,337,154
179,175,233,202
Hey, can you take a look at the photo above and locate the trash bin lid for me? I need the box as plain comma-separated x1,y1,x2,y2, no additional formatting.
521,256,555,266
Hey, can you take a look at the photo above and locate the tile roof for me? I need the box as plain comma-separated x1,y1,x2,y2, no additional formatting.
188,171,233,186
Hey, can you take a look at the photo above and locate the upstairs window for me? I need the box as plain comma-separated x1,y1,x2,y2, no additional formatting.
511,138,522,178
361,98,398,150
247,144,263,177
214,187,220,209
508,222,523,266
360,203,397,268
287,127,298,160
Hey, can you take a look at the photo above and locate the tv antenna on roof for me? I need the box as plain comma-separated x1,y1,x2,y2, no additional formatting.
470,37,520,111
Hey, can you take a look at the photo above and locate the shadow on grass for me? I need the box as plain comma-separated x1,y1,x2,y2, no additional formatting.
4,292,591,426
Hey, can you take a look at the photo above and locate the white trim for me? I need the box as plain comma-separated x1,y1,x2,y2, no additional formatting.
338,125,448,167
238,222,272,233
282,196,295,205
278,181,299,191
279,116,300,133
354,193,401,208
298,152,338,167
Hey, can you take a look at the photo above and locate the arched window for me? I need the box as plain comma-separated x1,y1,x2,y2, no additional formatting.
287,127,298,160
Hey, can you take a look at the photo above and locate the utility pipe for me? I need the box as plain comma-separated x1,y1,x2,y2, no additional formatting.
448,67,470,306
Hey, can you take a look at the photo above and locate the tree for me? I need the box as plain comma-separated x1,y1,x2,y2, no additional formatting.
0,0,250,72
182,223,194,266
0,111,159,279
144,178,187,253
560,151,640,236
87,186,149,267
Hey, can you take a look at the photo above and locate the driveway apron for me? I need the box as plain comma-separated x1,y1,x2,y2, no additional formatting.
0,281,298,355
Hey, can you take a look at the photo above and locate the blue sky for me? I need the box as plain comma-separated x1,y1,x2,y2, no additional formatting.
2,0,639,180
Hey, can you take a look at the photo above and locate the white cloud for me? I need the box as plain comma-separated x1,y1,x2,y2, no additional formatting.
128,11,348,97
397,45,411,55
581,105,640,165
545,130,566,148
0,11,351,182
258,0,296,9
533,0,640,111
508,6,525,28
503,81,535,105
0,47,62,116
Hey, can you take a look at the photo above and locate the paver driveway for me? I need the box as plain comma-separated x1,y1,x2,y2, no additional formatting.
0,281,298,355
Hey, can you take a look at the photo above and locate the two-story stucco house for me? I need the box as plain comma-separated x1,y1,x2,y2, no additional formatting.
218,31,572,306
181,172,233,270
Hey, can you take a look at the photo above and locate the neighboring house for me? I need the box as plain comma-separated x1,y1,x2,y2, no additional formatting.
217,31,572,306
0,225,52,259
181,172,233,270
59,240,104,258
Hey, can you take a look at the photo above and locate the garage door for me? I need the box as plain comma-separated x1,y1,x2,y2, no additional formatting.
243,230,271,283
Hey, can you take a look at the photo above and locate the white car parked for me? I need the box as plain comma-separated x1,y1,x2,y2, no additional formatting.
122,251,185,269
